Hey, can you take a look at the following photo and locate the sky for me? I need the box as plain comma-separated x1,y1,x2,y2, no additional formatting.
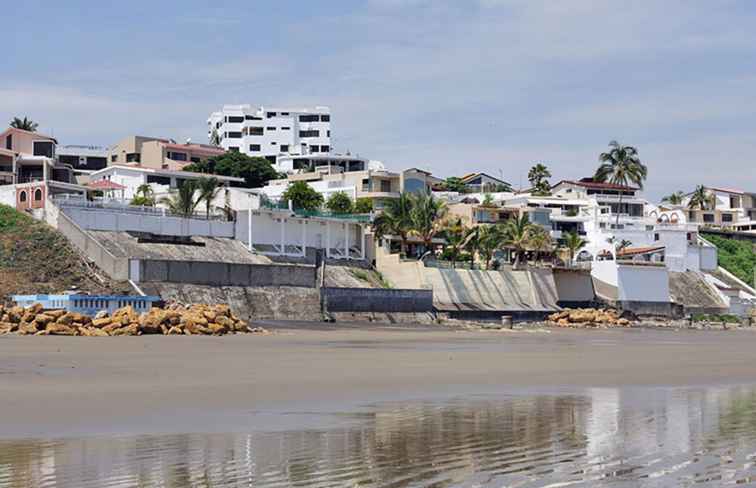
4,0,756,200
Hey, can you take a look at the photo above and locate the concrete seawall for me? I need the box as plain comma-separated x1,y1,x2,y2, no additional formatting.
322,287,433,313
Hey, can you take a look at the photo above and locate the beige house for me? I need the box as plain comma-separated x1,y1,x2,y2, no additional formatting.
108,136,226,171
447,201,519,226
0,127,75,184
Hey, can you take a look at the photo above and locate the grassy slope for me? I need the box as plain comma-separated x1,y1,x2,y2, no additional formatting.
0,204,130,300
703,233,756,287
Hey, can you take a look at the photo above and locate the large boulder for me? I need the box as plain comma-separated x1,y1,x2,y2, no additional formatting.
46,323,76,335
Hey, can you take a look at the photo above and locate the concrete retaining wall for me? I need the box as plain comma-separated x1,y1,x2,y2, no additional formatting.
322,287,433,313
134,259,316,287
56,211,130,280
553,268,596,305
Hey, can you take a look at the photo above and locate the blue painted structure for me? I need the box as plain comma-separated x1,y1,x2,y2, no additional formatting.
12,294,161,316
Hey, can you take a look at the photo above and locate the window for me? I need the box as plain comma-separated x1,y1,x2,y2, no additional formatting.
249,144,261,152
248,127,263,136
703,213,715,223
111,155,117,162
33,188,42,201
280,145,289,152
147,175,171,185
320,114,330,122
167,151,187,161
380,180,392,192
266,127,276,131
227,131,242,139
5,134,11,150
327,130,331,137
362,178,370,192
229,147,239,152
281,112,289,116
281,126,290,130
267,112,276,118
19,190,27,202
299,130,319,138
33,141,55,158
228,116,244,123
310,145,320,152
320,145,330,152
722,213,733,222
190,157,201,163
654,233,660,241
126,153,141,163
299,114,319,122
245,115,262,121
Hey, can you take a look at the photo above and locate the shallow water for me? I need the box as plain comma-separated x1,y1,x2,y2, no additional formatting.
4,385,756,487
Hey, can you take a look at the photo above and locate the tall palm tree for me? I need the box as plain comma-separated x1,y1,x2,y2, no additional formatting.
196,177,221,217
477,224,505,269
130,184,155,207
503,213,536,269
159,181,199,217
441,218,473,268
688,185,714,211
527,227,553,264
409,190,447,254
10,116,38,132
594,141,648,226
372,192,415,256
661,191,685,206
562,231,587,265
528,163,552,196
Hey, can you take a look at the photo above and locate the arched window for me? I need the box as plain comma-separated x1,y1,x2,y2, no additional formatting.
34,188,43,201
19,190,27,202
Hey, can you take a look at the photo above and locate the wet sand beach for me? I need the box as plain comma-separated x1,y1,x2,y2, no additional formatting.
2,324,756,439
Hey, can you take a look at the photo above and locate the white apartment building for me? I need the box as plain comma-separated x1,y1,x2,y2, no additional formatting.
207,105,331,164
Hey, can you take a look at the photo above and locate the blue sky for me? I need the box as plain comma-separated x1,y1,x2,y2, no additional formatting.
4,0,756,199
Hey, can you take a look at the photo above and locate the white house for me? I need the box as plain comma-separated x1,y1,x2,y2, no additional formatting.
207,105,331,164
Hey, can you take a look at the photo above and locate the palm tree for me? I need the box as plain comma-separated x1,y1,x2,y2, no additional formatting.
528,163,552,196
503,213,536,269
196,177,221,217
130,184,155,207
10,116,38,132
528,227,553,264
409,190,447,255
661,191,685,206
372,192,415,256
159,181,199,217
477,225,505,269
441,218,471,268
562,231,587,265
209,128,221,147
688,185,714,210
594,141,648,226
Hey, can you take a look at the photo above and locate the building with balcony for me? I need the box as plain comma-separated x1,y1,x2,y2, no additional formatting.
108,136,226,171
669,186,756,233
207,105,331,164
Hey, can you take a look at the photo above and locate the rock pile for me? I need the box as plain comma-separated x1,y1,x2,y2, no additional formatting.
0,303,266,336
547,308,632,328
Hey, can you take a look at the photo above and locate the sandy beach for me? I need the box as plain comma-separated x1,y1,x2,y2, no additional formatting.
2,324,756,439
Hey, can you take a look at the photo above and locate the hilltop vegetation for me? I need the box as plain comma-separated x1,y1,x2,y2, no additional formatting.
703,233,756,287
0,204,130,301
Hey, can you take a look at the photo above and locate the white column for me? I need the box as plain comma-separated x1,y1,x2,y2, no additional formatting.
301,219,307,257
326,221,331,258
247,194,252,252
344,223,349,260
360,224,366,260
280,218,286,255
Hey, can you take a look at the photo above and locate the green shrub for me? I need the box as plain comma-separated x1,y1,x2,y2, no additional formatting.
702,234,756,286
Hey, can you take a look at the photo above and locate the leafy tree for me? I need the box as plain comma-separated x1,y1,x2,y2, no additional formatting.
440,218,472,268
409,190,448,253
183,152,278,188
354,197,373,214
595,141,648,226
688,185,715,211
209,128,221,147
703,233,756,286
480,193,496,207
10,117,38,132
372,192,414,255
661,191,685,206
441,177,467,193
159,181,199,217
326,191,353,214
503,213,537,269
282,181,324,211
130,184,155,207
562,231,587,264
528,163,552,196
487,182,514,193
196,177,221,217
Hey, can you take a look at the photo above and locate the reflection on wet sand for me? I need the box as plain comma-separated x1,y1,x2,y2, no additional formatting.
2,386,756,487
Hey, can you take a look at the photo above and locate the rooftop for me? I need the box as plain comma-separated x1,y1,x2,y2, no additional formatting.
90,165,245,183
555,178,639,191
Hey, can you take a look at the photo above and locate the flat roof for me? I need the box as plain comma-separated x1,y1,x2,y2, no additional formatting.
91,165,245,183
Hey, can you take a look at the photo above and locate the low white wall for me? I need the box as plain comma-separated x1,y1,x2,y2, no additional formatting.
616,264,670,302
0,185,15,207
699,245,718,271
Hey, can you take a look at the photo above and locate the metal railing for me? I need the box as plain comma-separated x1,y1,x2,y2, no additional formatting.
51,194,229,221
260,199,373,223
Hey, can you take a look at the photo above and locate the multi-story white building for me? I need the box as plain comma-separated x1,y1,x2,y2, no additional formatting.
207,105,331,164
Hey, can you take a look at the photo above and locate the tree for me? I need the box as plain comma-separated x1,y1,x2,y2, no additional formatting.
615,239,633,253
528,163,552,196
195,177,222,217
503,213,537,269
688,185,715,211
661,191,685,206
595,140,648,226
209,128,221,147
326,191,353,214
282,181,324,211
354,197,373,214
409,191,448,253
10,117,38,132
477,225,505,269
159,181,199,217
441,177,467,193
562,231,587,265
183,152,278,188
528,226,553,264
440,218,472,268
480,193,496,208
130,184,155,207
372,192,414,256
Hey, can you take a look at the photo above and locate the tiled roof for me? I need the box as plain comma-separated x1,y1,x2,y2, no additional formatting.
88,180,126,190
557,179,639,191
617,245,665,257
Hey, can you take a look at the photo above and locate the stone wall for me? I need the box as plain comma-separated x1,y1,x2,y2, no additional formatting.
322,287,433,313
